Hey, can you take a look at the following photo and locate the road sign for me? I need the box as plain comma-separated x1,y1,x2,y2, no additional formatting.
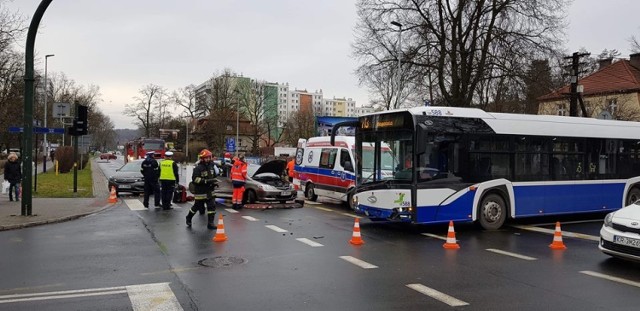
7,127,64,134
226,137,236,152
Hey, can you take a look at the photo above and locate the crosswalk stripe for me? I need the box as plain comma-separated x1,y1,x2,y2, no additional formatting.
127,282,183,311
124,199,146,211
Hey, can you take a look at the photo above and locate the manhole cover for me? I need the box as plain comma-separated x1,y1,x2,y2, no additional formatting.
198,256,246,268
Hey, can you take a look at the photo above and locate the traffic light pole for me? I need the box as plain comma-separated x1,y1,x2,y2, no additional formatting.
21,0,53,216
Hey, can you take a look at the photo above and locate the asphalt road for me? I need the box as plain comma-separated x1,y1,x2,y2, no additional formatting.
1,161,639,310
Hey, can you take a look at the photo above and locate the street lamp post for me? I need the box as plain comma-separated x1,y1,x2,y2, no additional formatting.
391,21,403,108
43,54,54,156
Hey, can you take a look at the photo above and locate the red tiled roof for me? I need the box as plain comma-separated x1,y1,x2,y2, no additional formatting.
538,60,640,101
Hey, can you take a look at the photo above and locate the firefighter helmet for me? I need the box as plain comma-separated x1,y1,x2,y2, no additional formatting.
199,149,213,159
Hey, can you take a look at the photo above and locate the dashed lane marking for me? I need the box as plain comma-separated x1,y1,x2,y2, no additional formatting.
242,216,259,221
225,208,239,214
304,201,322,205
265,225,288,233
338,212,360,218
296,238,324,247
421,233,448,241
127,282,183,311
339,256,378,269
406,283,469,307
124,199,146,211
312,206,333,212
580,271,640,288
0,282,183,310
485,248,537,261
510,225,600,242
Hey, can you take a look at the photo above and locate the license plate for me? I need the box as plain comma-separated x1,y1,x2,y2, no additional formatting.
281,191,291,196
614,235,640,248
119,185,131,189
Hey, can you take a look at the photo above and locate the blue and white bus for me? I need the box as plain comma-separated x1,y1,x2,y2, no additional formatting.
333,107,640,230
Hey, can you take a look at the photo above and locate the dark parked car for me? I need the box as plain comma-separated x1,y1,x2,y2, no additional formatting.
100,152,117,160
215,159,296,203
108,159,145,196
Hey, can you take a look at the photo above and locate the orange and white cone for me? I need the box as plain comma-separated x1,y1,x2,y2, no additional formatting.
443,221,460,249
212,214,228,242
349,218,364,245
549,221,567,250
108,186,117,203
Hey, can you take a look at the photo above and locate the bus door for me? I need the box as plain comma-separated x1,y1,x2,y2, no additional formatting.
333,148,355,200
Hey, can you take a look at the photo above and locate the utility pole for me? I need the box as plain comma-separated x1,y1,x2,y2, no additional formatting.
565,52,590,117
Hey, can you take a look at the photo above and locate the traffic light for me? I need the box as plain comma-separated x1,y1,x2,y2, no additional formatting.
75,105,88,135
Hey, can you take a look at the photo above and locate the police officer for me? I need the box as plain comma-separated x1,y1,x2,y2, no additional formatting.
159,151,179,210
140,151,161,208
231,154,248,209
186,149,218,229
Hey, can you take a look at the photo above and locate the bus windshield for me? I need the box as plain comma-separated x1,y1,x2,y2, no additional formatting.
357,130,414,185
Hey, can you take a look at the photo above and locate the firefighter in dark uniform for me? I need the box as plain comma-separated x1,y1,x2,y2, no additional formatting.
159,151,179,210
186,149,218,229
140,151,161,208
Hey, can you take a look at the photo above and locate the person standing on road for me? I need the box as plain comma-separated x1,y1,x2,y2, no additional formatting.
186,149,218,229
140,151,161,208
4,152,21,202
159,151,179,210
286,157,295,182
231,154,248,209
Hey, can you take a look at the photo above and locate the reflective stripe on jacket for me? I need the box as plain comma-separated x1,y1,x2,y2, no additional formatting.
231,160,247,182
159,159,177,181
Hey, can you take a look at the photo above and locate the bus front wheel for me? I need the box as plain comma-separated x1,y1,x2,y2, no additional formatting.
626,187,640,205
478,193,506,230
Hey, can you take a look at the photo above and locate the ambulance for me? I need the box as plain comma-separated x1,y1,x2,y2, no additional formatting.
294,136,357,210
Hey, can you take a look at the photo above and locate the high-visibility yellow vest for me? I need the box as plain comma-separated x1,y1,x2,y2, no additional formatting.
160,160,176,181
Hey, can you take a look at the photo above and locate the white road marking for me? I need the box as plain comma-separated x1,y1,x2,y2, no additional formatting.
305,201,322,205
127,282,183,311
265,225,288,233
296,238,324,247
0,282,183,310
339,256,378,269
485,248,537,261
406,283,469,307
125,199,147,211
242,216,259,221
580,271,640,288
338,212,360,218
225,208,239,214
421,233,448,241
510,225,600,241
312,206,333,212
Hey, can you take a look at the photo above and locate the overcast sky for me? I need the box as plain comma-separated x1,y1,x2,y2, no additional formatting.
7,0,640,129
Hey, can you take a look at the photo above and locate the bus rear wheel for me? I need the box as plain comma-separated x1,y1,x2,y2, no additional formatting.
305,184,318,201
626,187,640,205
478,193,507,230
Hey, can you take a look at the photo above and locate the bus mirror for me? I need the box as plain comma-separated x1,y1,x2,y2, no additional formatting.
416,123,428,154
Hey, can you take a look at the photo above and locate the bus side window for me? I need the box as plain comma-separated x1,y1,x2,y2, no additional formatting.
477,157,492,179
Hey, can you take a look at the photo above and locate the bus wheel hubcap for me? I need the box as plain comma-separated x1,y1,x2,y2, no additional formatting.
484,202,501,223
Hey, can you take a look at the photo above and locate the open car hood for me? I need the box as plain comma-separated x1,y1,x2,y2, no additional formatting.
253,159,286,177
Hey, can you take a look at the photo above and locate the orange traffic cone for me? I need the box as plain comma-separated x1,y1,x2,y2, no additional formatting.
212,214,228,242
108,186,117,203
549,221,567,250
349,218,364,245
443,221,460,249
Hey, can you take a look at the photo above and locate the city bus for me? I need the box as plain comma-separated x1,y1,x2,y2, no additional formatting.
332,106,640,230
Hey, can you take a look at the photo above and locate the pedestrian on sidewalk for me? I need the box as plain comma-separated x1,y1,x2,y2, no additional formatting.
4,152,21,202
140,151,161,208
159,151,179,210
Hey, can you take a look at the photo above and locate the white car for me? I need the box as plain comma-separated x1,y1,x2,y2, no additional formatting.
599,203,640,261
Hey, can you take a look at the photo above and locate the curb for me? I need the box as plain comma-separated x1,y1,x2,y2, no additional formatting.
0,203,116,231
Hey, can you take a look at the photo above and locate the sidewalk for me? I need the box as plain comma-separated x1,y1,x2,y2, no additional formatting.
0,158,113,231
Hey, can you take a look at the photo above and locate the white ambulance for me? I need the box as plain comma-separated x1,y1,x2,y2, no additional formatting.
294,136,357,210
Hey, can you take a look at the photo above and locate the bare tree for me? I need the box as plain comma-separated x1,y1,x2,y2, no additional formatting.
282,109,315,146
353,0,567,109
171,84,206,119
199,70,240,154
124,84,165,137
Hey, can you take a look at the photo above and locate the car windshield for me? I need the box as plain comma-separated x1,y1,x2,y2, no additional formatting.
119,161,142,172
